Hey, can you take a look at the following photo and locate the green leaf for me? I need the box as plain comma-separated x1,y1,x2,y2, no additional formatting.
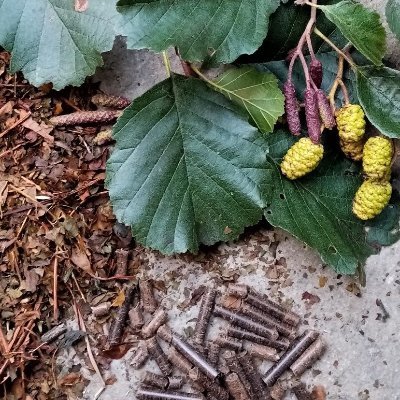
386,0,400,41
115,0,280,64
366,205,400,247
319,0,386,66
260,131,385,274
209,67,284,134
0,0,118,90
356,66,400,139
106,74,270,255
239,0,343,63
254,51,358,104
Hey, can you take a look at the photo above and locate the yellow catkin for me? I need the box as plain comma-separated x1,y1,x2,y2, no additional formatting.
362,136,393,180
281,137,324,180
340,138,364,161
336,104,366,143
353,180,392,220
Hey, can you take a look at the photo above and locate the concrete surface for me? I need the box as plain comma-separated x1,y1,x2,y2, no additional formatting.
77,2,400,399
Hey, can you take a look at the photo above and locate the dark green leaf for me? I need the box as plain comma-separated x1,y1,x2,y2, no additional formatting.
210,67,284,134
106,74,270,254
0,0,118,90
319,0,386,66
239,0,343,63
356,66,400,139
386,0,400,41
366,205,400,247
260,130,388,274
116,0,280,64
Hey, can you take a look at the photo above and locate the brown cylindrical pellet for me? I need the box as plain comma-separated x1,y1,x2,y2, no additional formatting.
227,284,249,299
168,377,184,390
227,326,290,352
263,330,319,387
140,280,158,313
245,291,301,327
240,303,297,339
146,337,173,376
129,304,145,330
91,302,111,317
142,371,169,389
137,388,205,400
142,309,168,338
237,351,269,399
222,350,254,399
290,338,326,376
166,346,194,375
243,342,279,362
215,336,242,352
220,295,242,310
292,382,312,400
206,341,221,367
270,382,286,400
115,248,129,276
193,287,217,344
214,306,279,340
131,341,149,369
158,325,174,343
225,372,250,400
171,335,219,379
188,368,229,400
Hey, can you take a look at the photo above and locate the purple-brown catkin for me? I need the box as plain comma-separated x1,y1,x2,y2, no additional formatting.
310,59,323,88
283,81,301,136
316,89,336,130
304,88,322,144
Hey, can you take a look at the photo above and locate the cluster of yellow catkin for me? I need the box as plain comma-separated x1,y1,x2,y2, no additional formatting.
280,102,394,220
336,104,393,220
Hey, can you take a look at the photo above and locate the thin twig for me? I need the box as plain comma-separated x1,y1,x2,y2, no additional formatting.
162,51,171,78
52,255,59,321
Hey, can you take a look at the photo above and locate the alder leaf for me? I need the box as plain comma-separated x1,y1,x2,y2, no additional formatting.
356,66,400,139
0,0,118,90
115,0,280,64
106,74,270,255
318,0,386,66
210,67,284,134
386,0,400,41
260,131,394,274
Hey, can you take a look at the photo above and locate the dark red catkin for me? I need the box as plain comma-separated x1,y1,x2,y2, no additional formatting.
309,59,323,88
316,89,336,130
283,81,301,136
304,88,322,144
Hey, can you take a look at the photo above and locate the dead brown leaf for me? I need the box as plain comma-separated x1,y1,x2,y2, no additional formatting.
22,117,54,143
70,246,94,275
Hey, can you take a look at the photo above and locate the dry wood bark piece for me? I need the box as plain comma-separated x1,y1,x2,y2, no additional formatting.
41,323,67,343
129,304,145,331
214,306,278,340
142,308,168,338
131,341,149,369
109,284,137,346
225,372,250,400
227,326,290,351
146,336,173,376
193,287,217,345
263,330,319,387
171,335,219,379
140,280,158,313
290,338,326,376
137,388,205,400
115,248,129,276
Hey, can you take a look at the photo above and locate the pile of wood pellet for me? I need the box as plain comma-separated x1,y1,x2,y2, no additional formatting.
111,281,327,400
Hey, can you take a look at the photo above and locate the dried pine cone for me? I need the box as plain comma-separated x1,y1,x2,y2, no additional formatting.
281,137,324,180
283,81,301,136
340,138,365,161
304,88,322,144
362,137,393,180
316,89,335,129
336,104,366,143
353,180,392,220
310,59,323,88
